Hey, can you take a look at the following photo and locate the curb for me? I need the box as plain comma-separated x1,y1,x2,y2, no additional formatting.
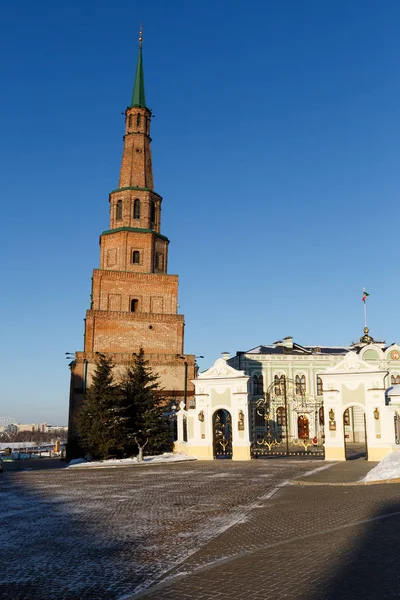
291,477,400,487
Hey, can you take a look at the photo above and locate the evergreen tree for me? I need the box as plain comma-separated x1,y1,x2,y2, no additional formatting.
119,348,173,457
77,354,126,460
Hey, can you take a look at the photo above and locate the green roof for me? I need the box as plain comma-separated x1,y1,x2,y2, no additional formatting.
101,227,169,242
130,47,146,108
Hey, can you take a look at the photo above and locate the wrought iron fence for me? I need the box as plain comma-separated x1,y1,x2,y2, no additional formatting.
251,377,324,458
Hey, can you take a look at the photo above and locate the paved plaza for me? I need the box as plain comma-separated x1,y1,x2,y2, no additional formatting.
2,459,400,599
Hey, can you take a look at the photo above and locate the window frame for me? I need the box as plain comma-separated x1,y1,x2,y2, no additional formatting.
133,198,141,219
116,199,123,221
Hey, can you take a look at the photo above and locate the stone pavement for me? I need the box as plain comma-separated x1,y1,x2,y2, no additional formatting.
296,457,377,484
0,459,323,599
134,460,400,600
2,458,399,600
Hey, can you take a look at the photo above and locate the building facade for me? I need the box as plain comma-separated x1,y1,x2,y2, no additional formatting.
68,34,195,450
175,330,400,461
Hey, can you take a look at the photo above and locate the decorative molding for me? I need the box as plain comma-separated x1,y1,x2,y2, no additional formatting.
198,358,247,380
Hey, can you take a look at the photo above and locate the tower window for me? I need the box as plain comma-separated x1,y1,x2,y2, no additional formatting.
116,200,123,221
137,113,141,127
155,252,164,270
150,201,156,226
132,251,140,264
133,198,140,219
128,114,132,128
130,299,138,312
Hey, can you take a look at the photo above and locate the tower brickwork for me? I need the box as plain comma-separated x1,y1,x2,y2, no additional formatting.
68,34,195,450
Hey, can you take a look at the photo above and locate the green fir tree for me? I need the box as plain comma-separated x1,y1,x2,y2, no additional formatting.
119,348,173,458
77,354,126,460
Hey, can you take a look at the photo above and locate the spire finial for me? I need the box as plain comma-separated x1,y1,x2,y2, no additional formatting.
130,26,146,108
139,24,143,48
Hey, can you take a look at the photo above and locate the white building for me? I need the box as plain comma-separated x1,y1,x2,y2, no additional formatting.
174,329,400,461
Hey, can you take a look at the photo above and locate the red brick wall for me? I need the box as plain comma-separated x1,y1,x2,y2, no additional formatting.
85,310,184,354
100,231,168,273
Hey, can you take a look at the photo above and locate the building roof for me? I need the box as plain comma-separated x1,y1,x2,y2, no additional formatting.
130,39,146,108
243,343,350,356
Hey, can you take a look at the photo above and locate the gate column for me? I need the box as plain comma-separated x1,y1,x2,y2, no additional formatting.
174,354,251,460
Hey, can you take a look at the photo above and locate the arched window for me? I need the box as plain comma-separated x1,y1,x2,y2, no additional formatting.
274,375,285,396
132,251,140,264
116,200,123,221
133,198,140,219
130,299,138,312
150,201,156,226
296,375,306,395
317,376,323,396
128,114,132,128
392,375,400,385
136,113,141,127
276,407,286,427
253,374,263,396
343,408,350,426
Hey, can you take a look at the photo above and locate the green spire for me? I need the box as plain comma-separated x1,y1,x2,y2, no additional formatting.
130,27,146,108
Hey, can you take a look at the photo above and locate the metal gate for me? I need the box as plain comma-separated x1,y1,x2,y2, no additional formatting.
213,409,233,459
251,377,324,458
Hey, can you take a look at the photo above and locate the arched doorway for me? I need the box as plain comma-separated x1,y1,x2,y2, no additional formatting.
298,415,309,439
213,409,232,459
343,406,367,460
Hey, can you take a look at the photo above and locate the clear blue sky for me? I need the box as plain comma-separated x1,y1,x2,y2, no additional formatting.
1,0,400,424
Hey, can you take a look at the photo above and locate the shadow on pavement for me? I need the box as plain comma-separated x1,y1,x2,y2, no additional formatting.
0,470,155,599
314,499,400,599
3,458,67,472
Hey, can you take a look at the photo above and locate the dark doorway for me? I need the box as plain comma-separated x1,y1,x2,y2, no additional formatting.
213,409,232,459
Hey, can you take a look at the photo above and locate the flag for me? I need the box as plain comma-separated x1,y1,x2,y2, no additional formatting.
362,288,369,303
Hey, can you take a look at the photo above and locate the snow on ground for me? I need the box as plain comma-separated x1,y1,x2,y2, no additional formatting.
67,452,196,468
363,451,400,482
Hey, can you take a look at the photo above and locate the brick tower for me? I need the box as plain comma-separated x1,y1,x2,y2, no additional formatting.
68,31,195,448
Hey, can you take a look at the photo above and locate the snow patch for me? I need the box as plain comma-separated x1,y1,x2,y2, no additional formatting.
363,451,400,482
68,458,87,466
67,452,196,468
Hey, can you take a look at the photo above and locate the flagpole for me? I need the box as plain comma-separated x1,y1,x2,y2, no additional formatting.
364,299,367,329
362,287,369,329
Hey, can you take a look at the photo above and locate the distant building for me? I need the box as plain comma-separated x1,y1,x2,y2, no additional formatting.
16,424,40,433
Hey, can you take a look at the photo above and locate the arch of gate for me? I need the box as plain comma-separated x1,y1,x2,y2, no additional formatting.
342,404,367,460
174,354,251,460
321,352,391,461
213,409,233,459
